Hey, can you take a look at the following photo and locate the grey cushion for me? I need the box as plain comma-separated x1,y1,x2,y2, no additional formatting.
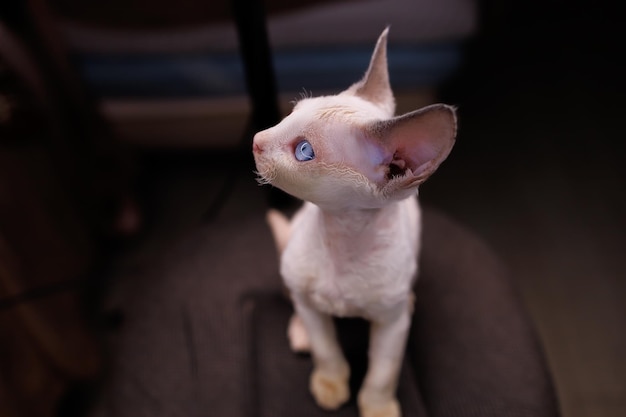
91,205,559,417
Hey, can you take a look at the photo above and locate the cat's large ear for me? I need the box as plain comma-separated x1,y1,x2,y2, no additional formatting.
343,27,395,115
370,104,457,190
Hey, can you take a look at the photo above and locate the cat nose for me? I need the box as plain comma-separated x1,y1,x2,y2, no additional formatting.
252,132,266,154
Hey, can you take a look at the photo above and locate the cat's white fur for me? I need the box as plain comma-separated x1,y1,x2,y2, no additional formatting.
253,28,456,417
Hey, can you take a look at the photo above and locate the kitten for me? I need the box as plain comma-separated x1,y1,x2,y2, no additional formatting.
252,28,457,417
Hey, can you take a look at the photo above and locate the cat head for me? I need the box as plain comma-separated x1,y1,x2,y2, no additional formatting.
253,28,457,211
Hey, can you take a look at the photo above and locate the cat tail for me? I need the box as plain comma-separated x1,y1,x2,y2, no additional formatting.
266,209,291,255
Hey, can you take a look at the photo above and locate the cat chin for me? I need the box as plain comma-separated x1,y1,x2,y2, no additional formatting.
282,182,418,212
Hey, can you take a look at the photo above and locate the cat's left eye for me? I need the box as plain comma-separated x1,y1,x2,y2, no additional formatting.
294,139,315,161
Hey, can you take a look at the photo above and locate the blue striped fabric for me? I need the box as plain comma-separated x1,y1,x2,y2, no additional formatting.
73,42,463,99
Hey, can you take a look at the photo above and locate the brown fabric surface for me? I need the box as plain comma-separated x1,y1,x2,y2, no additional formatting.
90,207,559,417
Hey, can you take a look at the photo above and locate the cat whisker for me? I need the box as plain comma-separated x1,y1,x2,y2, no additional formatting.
254,169,275,186
292,88,313,106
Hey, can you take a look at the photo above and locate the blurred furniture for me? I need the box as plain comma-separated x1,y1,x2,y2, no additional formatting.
0,2,137,417
51,0,477,148
88,203,561,417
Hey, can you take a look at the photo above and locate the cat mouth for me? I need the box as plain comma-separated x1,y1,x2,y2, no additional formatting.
252,152,275,185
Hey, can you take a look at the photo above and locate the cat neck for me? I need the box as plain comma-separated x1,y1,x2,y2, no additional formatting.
317,202,401,238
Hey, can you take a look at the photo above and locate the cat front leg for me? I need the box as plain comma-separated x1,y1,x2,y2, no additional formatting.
358,304,411,417
287,313,311,353
292,294,350,410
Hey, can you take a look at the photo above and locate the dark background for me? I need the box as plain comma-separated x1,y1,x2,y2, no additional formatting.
1,1,624,416
434,2,626,416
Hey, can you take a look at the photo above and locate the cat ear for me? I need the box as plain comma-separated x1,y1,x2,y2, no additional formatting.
370,104,457,189
343,27,395,114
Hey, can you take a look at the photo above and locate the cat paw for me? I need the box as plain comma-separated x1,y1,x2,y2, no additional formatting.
287,314,311,353
358,396,401,417
310,367,350,410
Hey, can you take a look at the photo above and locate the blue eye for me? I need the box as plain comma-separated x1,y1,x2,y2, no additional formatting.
294,139,315,161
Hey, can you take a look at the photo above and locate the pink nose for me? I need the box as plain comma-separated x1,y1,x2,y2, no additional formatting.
252,131,267,154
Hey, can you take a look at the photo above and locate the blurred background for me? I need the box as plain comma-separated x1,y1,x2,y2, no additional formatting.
0,1,624,417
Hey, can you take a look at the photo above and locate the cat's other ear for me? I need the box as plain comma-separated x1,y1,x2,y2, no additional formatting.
372,104,457,189
343,27,395,115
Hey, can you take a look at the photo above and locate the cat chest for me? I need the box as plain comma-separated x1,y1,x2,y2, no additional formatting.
281,236,417,318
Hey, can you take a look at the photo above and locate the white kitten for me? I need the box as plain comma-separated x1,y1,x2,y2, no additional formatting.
253,28,456,417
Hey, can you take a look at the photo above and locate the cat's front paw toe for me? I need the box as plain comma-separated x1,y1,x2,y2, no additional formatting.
358,396,401,417
310,368,350,410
